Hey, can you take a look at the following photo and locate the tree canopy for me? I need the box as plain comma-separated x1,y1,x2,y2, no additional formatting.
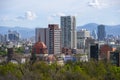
0,60,120,80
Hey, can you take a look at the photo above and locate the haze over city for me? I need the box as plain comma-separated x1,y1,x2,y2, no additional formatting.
0,0,120,28
1,0,120,80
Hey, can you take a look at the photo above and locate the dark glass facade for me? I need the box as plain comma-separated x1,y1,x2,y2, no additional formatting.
90,44,99,60
97,25,106,41
110,52,120,66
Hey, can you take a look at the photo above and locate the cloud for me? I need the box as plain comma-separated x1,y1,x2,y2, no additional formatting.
16,16,24,20
49,12,78,21
50,12,77,17
47,12,78,24
25,11,37,20
51,12,66,17
47,12,66,24
16,11,37,21
88,0,108,9
88,0,100,8
47,12,66,22
0,16,16,21
0,16,9,21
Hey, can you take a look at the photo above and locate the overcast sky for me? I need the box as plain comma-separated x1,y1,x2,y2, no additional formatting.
0,0,120,28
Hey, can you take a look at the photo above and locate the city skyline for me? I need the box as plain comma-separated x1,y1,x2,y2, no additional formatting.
0,0,120,28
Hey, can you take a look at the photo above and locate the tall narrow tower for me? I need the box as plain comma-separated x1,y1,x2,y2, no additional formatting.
61,16,77,49
48,24,61,54
97,24,106,41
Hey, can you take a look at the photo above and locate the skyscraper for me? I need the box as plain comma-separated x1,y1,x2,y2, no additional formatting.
92,30,97,40
48,24,61,54
97,25,106,41
0,34,4,43
61,16,77,49
8,30,20,42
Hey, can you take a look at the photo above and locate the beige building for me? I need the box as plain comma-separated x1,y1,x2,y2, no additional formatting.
77,29,90,49
48,24,61,54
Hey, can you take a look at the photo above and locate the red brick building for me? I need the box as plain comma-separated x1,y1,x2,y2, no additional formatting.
32,42,48,54
100,44,116,60
32,41,48,61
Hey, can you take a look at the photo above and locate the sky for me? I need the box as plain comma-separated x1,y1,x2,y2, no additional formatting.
0,0,120,28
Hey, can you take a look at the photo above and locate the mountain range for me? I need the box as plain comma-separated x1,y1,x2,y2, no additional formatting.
77,23,120,36
0,23,120,39
0,26,35,39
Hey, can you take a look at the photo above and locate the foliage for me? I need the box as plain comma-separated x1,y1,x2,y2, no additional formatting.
0,50,7,55
0,46,7,55
0,61,120,80
15,47,24,54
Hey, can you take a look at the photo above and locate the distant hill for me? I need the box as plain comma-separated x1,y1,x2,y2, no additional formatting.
0,26,35,39
77,23,120,36
0,23,120,39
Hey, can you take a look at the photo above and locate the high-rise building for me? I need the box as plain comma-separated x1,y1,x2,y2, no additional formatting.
0,34,4,43
92,30,97,40
35,24,61,54
77,29,90,49
97,25,106,41
8,30,20,42
4,34,7,42
48,24,61,54
61,16,76,49
35,28,49,52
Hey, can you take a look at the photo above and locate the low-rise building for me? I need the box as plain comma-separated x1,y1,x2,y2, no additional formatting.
100,44,116,60
109,52,120,66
